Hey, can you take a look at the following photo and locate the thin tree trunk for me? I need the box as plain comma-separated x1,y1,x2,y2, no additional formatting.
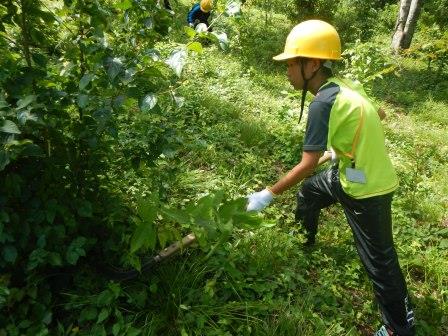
391,0,421,51
19,0,32,68
402,0,422,48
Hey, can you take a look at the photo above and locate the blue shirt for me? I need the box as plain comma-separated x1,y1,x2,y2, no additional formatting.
187,3,211,24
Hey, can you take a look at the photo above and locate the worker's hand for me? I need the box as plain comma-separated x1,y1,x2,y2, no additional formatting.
246,188,274,212
188,23,194,28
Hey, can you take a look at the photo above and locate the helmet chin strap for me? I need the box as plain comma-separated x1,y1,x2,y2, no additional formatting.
299,59,321,124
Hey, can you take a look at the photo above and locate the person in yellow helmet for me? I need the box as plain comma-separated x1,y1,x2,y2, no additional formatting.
187,0,213,29
246,20,415,336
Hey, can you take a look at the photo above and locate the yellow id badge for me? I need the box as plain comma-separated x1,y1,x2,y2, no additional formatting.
346,167,367,184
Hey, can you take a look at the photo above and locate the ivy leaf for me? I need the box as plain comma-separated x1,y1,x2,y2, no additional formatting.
140,94,157,112
187,41,203,53
0,120,21,134
166,49,187,77
16,95,36,110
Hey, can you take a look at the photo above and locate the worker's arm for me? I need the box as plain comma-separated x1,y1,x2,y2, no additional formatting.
246,151,322,212
269,151,321,195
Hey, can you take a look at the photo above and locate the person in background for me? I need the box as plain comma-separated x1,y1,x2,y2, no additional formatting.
246,20,415,336
187,0,212,29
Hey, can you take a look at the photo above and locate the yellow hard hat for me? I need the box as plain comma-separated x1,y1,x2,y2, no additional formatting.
273,20,341,61
200,0,212,12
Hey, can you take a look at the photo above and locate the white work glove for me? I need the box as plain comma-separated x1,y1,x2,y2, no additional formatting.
246,188,274,212
188,23,194,28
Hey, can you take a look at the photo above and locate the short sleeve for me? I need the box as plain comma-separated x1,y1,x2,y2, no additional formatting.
303,101,331,151
302,82,339,151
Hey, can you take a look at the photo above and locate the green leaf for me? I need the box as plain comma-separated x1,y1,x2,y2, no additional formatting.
107,57,123,81
173,95,185,108
79,306,97,322
79,73,94,90
77,200,93,217
161,207,191,225
131,197,158,253
212,32,229,51
48,252,62,266
77,94,89,108
20,144,44,157
16,95,36,109
127,327,141,336
184,26,196,38
143,17,153,29
112,323,121,336
0,150,10,171
17,110,38,125
440,239,448,248
140,94,157,112
32,52,48,68
97,307,110,323
187,41,203,53
96,290,114,306
27,248,49,270
114,0,132,10
137,197,158,223
0,120,21,134
0,95,9,109
166,49,187,77
130,218,157,253
2,245,17,263
66,237,87,265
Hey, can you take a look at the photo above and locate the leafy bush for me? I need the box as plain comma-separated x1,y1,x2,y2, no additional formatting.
0,0,183,332
339,39,397,88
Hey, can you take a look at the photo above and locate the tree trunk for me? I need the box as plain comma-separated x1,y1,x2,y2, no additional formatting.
391,0,422,52
402,0,422,48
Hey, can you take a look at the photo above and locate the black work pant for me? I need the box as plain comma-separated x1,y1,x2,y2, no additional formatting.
295,167,415,335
